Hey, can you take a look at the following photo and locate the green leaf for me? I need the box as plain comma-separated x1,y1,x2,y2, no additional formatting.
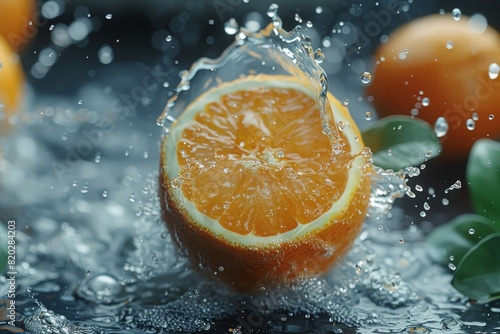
361,115,442,170
426,214,497,266
0,224,7,273
452,233,500,303
466,139,500,228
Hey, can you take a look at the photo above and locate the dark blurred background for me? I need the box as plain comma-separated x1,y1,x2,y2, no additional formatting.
13,0,500,228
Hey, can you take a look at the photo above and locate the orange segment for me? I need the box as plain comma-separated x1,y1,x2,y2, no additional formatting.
160,75,372,291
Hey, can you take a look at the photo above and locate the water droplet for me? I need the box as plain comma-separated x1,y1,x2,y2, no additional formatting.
165,35,173,42
466,118,475,130
337,120,346,131
472,112,479,121
223,18,239,36
365,111,372,120
448,263,456,270
306,21,313,28
105,13,113,20
452,8,461,21
468,228,475,235
294,13,302,23
81,186,89,194
314,49,324,63
343,98,349,106
489,63,500,80
399,238,404,244
267,3,279,18
442,198,449,205
218,266,224,272
424,202,430,210
489,114,495,120
422,97,430,106
276,150,285,158
102,190,108,198
315,6,323,14
361,71,372,84
98,45,114,65
434,117,449,137
420,211,426,217
446,41,454,49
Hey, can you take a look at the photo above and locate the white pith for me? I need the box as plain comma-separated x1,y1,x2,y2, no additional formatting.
162,75,367,246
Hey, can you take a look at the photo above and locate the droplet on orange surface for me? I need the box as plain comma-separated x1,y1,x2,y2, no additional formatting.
159,75,372,291
0,35,25,131
0,0,37,51
367,14,500,160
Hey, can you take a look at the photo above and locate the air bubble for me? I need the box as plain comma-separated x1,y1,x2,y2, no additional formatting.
399,238,404,244
468,228,475,235
434,117,448,137
448,263,456,270
105,13,113,20
442,198,449,205
361,71,372,84
422,97,430,106
276,150,285,158
452,8,461,21
315,6,323,14
489,114,495,120
306,21,313,28
365,111,372,120
294,13,302,23
337,121,346,131
166,35,173,42
446,41,453,49
488,63,500,80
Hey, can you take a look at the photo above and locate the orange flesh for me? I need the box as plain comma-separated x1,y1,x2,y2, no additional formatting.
175,87,352,237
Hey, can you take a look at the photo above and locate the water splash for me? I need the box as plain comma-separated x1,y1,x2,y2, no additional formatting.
369,166,420,215
156,3,341,155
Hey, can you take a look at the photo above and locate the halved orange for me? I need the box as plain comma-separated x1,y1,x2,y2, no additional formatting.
159,75,372,291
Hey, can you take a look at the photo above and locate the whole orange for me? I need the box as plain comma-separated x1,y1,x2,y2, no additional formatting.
366,14,500,160
0,0,37,51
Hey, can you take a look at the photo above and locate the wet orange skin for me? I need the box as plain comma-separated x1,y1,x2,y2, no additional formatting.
367,14,500,160
159,150,371,292
0,35,25,131
0,0,38,51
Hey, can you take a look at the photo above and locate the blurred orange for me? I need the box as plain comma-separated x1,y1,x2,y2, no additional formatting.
367,14,500,160
0,0,37,51
0,35,25,131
